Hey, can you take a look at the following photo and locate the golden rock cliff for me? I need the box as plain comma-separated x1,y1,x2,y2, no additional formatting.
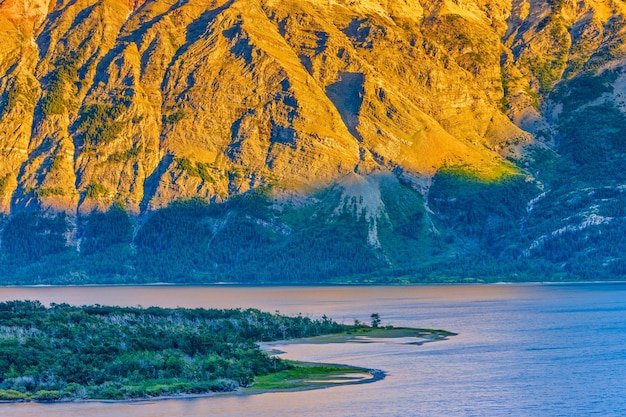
0,0,625,214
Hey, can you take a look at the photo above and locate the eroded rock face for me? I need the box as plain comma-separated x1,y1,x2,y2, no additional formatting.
0,0,625,215
0,0,51,32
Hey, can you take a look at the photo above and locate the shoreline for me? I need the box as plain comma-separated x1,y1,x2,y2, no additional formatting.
0,362,385,405
2,280,626,289
1,326,448,405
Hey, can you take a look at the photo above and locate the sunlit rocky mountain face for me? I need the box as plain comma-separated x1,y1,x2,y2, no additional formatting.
0,0,625,283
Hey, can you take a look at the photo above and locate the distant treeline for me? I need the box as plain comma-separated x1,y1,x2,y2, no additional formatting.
0,301,347,401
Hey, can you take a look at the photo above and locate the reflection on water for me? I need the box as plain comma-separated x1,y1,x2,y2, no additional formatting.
2,283,626,417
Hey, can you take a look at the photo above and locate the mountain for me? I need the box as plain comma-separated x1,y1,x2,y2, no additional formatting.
0,0,625,283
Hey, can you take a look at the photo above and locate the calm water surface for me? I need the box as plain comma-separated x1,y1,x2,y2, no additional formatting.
1,284,625,417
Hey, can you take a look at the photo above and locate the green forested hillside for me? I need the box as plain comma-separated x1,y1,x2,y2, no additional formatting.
1,151,624,284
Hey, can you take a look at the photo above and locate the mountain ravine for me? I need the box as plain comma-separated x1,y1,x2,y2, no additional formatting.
0,0,625,283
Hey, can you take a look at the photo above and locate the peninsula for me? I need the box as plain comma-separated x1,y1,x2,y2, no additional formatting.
0,301,453,402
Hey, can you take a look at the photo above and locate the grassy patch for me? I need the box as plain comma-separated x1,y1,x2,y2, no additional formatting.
85,182,108,199
175,157,219,183
107,145,143,163
250,361,372,391
165,110,185,124
297,326,457,344
35,187,66,197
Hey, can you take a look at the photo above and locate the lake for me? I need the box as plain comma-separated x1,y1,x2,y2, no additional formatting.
1,283,625,416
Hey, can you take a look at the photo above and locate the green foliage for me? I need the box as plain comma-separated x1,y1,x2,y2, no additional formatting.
0,389,32,401
0,173,11,195
60,204,137,279
551,72,617,112
1,213,69,263
206,188,386,282
524,87,541,110
526,218,626,278
0,301,348,401
429,169,539,255
77,103,126,148
80,204,133,256
35,187,65,197
252,362,366,391
107,145,142,163
49,155,63,171
1,79,39,116
555,73,626,178
175,157,216,183
508,70,626,280
175,157,196,175
1,88,18,117
165,110,185,124
525,22,569,94
85,182,108,199
529,58,565,94
134,198,214,281
196,163,215,183
132,187,389,283
40,56,78,116
40,88,66,116
228,166,250,179
35,390,61,401
499,69,510,113
373,177,437,267
560,106,622,166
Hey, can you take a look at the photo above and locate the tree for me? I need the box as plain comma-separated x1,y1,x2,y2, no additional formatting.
370,313,381,328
